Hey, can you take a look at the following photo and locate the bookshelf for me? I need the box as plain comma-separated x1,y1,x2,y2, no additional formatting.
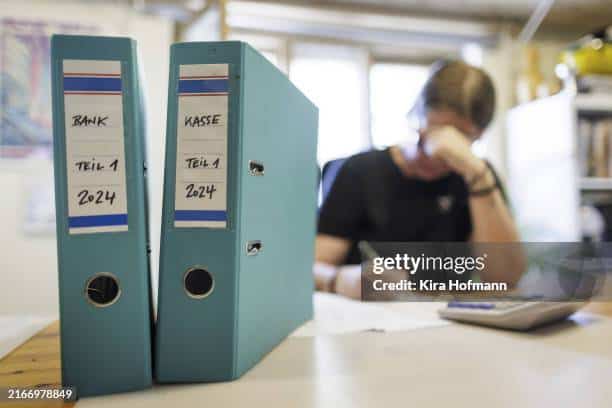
575,93,612,113
506,88,612,241
580,177,612,191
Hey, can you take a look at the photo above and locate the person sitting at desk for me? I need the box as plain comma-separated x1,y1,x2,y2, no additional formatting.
315,60,522,298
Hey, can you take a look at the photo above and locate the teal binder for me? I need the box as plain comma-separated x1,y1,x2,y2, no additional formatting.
155,41,318,382
51,35,153,397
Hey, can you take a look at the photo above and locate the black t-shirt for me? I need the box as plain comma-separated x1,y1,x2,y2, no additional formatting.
317,148,503,265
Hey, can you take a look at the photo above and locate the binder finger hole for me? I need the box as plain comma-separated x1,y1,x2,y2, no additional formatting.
248,160,264,176
246,240,263,256
85,273,121,307
184,267,214,299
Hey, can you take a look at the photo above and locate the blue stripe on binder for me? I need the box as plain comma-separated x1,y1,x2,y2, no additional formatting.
178,79,228,94
175,210,227,221
68,214,128,228
64,77,122,92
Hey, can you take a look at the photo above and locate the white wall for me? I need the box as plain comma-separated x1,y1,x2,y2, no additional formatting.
0,0,173,316
481,30,568,183
481,28,516,181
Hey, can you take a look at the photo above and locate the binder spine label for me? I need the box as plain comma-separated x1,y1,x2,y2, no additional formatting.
62,60,128,234
174,64,229,229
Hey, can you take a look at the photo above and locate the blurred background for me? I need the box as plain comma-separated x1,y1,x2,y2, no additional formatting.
1,0,612,316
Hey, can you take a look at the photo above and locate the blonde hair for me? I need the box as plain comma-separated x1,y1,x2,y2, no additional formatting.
413,60,496,130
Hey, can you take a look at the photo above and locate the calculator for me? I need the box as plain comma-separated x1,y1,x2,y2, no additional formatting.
438,301,584,330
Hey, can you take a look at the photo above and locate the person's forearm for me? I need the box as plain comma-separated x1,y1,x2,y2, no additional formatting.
315,234,351,265
314,262,338,292
468,171,525,286
423,127,525,286
314,262,362,299
334,266,362,299
463,159,517,243
469,190,519,243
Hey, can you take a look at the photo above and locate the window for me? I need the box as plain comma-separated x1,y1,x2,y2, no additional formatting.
369,63,429,149
290,44,370,166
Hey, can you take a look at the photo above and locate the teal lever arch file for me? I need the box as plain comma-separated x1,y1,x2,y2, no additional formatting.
155,41,318,383
51,35,153,397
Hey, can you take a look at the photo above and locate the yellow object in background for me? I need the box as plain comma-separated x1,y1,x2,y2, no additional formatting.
562,39,612,76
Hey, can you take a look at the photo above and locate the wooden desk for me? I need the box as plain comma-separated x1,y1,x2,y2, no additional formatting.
1,303,612,408
0,322,72,408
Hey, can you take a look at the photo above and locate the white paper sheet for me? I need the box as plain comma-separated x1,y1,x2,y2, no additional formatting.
0,316,53,360
63,59,128,234
174,64,229,229
292,292,448,337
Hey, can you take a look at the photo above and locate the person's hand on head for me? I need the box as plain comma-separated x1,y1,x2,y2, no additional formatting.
399,134,450,181
422,125,486,182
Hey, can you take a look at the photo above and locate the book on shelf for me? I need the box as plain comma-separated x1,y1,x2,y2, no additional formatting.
578,117,612,178
577,75,612,94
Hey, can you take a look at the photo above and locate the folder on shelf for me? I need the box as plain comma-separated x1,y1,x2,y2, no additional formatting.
155,41,318,383
51,34,153,397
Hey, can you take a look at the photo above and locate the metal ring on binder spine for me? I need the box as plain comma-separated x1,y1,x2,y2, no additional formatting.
183,267,215,299
84,272,122,308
